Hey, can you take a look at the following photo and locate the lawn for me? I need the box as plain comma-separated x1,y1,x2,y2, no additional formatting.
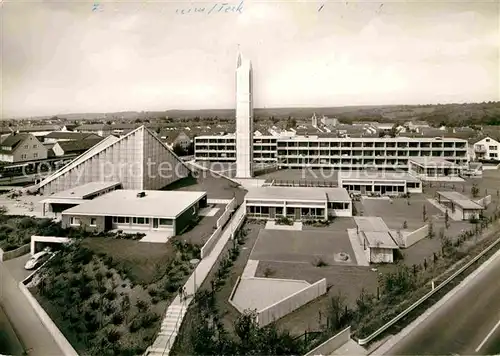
31,235,200,356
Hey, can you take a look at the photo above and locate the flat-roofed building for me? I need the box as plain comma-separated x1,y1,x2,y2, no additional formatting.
40,181,122,216
61,190,208,235
354,217,399,263
436,191,485,220
409,157,463,179
195,135,468,170
338,170,422,195
244,186,352,220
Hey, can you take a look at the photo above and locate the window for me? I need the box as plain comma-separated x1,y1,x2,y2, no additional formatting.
24,144,28,149
33,144,38,148
21,154,27,159
489,146,498,151
90,218,97,226
159,218,172,226
133,217,149,225
70,217,80,226
113,216,130,224
33,153,38,158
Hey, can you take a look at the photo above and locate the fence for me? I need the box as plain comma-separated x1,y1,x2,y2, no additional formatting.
402,225,428,248
304,326,351,356
357,233,500,345
257,278,327,327
19,259,79,356
0,243,30,262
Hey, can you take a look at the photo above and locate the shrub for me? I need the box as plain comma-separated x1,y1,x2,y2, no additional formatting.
140,312,160,328
111,313,124,325
129,318,142,332
314,258,329,267
136,299,149,313
275,216,293,226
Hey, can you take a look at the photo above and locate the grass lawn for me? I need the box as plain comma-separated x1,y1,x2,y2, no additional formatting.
31,235,199,356
82,238,176,285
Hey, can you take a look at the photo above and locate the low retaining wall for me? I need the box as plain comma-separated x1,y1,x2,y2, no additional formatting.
476,195,492,207
305,326,351,356
403,225,428,248
257,278,327,327
19,277,79,356
0,243,30,262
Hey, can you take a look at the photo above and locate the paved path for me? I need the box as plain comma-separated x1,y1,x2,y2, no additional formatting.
377,243,500,355
0,262,65,356
146,203,246,355
347,229,369,266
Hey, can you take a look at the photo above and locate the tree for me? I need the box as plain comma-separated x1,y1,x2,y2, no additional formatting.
402,220,408,229
423,205,427,222
444,209,449,229
471,184,480,198
173,143,187,156
427,221,434,239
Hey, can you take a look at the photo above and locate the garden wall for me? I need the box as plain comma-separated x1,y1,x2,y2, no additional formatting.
257,278,327,327
403,225,428,248
304,326,351,356
201,198,239,259
476,195,492,207
19,277,79,356
200,227,222,259
0,243,30,262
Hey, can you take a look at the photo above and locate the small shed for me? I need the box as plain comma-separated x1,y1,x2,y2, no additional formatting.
436,191,485,220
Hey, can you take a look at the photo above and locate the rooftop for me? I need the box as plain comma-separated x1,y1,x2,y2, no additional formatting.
56,138,103,153
436,191,485,210
362,231,399,249
62,189,207,218
409,157,461,168
245,186,351,202
354,216,390,232
48,181,122,199
339,170,420,183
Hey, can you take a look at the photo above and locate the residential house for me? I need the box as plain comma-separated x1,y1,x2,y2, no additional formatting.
74,124,113,137
0,133,48,163
52,138,103,157
473,137,500,161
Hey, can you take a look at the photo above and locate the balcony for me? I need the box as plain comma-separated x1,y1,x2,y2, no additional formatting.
475,145,486,153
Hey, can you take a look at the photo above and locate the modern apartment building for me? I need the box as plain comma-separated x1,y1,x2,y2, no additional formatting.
195,135,468,170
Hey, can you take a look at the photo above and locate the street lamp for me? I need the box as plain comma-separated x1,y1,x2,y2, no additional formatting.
189,258,200,296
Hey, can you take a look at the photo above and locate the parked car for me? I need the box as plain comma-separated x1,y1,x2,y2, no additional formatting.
24,250,52,270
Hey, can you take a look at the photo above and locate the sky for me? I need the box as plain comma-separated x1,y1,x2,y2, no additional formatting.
2,0,499,118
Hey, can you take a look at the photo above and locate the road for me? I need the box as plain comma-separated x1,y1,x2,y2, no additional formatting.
0,255,65,356
384,250,500,355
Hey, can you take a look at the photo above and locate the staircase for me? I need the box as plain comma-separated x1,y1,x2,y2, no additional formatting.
145,301,186,356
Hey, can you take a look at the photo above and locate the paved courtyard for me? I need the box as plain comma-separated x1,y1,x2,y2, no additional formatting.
231,278,311,312
250,223,358,267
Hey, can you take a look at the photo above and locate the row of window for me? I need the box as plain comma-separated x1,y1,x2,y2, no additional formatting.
247,206,326,217
70,217,97,226
24,144,38,149
20,153,39,159
112,216,173,225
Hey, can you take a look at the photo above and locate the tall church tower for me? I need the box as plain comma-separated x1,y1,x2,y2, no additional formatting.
235,50,253,178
